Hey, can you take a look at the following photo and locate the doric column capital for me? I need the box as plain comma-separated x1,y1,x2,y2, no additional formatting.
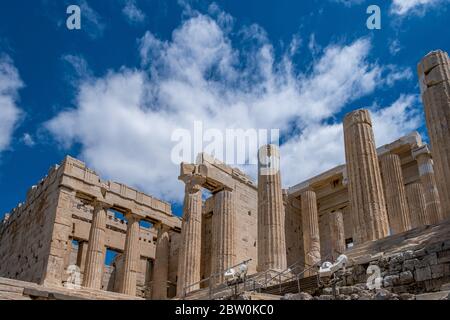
182,174,205,193
154,222,172,233
343,109,372,129
92,200,111,212
412,145,432,160
124,211,141,224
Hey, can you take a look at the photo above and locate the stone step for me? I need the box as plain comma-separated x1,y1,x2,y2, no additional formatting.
415,290,450,300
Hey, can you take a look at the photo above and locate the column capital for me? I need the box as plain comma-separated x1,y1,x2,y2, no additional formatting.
124,212,141,224
154,222,172,233
412,145,432,160
182,174,206,193
92,200,111,211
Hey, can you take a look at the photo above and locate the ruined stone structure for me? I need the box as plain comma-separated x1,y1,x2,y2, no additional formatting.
177,154,257,295
1,50,450,300
0,156,181,299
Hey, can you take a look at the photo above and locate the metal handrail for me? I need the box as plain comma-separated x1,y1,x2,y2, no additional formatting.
182,259,252,298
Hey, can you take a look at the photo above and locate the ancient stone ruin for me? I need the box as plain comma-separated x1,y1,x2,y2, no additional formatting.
1,50,450,300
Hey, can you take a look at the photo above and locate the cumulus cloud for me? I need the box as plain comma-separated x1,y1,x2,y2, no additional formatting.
390,0,449,16
0,54,23,152
46,8,416,202
122,0,146,24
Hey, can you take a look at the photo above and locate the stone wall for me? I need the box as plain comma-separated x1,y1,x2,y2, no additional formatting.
0,165,62,285
333,220,450,295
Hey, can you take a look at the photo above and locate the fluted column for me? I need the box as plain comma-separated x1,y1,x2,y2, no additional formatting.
329,210,345,261
343,109,389,244
406,183,429,228
176,176,204,296
412,145,443,224
118,213,141,296
380,153,412,234
418,50,450,219
301,190,321,275
83,202,108,290
257,144,287,272
152,223,171,300
211,189,235,284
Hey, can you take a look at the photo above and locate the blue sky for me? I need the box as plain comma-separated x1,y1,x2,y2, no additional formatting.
0,0,449,219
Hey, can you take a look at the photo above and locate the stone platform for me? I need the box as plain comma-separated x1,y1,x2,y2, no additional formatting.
0,277,143,300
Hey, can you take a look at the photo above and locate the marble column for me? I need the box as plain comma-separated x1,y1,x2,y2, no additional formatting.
152,223,171,300
343,109,389,244
380,153,412,234
301,190,321,275
257,144,287,272
418,50,450,219
176,176,204,296
406,183,429,228
118,213,141,296
329,210,346,261
412,145,443,224
83,202,107,290
211,189,236,284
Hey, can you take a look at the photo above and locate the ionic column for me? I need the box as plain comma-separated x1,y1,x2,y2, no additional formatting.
412,145,443,224
118,213,141,296
418,50,450,218
176,176,204,296
83,202,108,290
380,153,412,234
329,210,345,261
343,109,389,244
211,189,235,284
301,190,321,275
257,144,287,272
152,223,171,300
406,183,429,228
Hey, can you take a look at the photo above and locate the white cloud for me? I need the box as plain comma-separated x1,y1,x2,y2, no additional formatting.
122,0,146,24
0,54,23,152
22,133,35,147
390,0,449,16
46,9,416,203
79,0,105,39
331,0,365,7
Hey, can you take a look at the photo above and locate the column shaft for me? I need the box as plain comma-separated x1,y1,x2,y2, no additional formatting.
119,214,141,296
380,153,412,234
211,189,235,284
418,50,450,218
301,190,321,275
176,178,203,296
83,204,107,289
343,109,389,244
152,224,171,300
329,210,346,261
406,183,429,228
257,145,287,272
413,146,443,224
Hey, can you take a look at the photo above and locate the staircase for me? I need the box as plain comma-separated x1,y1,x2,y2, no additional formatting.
261,275,320,296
